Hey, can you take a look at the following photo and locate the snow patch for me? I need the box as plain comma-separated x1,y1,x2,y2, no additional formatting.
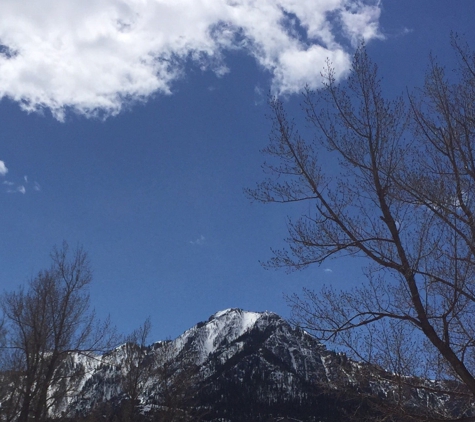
212,308,234,319
240,311,260,332
181,309,265,363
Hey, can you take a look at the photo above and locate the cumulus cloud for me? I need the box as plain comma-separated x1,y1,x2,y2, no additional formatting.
0,160,8,176
340,1,383,45
0,0,382,120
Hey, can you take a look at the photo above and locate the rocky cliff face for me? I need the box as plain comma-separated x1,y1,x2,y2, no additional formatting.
48,309,468,421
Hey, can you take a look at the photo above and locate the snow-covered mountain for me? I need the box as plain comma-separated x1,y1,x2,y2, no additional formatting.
46,309,471,421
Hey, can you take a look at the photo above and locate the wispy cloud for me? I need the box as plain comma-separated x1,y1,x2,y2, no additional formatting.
6,184,26,194
0,0,382,120
2,170,40,195
189,235,206,246
254,85,265,106
323,268,333,273
385,26,413,39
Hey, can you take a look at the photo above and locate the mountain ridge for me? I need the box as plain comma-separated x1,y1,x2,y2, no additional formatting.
35,308,470,421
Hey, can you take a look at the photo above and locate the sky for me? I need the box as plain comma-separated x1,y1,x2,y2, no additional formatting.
0,0,474,342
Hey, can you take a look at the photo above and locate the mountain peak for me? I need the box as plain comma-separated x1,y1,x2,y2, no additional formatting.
209,308,279,324
177,308,276,363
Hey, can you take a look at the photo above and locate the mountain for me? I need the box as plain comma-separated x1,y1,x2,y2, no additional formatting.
46,309,469,421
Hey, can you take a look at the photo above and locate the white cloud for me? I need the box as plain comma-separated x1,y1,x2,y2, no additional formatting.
340,1,384,46
0,0,382,120
2,171,41,194
0,160,8,176
6,184,26,194
323,268,333,273
189,235,206,246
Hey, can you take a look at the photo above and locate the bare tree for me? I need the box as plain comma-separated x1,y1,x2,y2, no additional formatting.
0,315,23,422
151,339,202,422
0,242,116,422
119,317,152,422
248,39,475,419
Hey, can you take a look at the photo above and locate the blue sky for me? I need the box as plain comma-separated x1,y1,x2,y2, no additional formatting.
0,0,474,341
